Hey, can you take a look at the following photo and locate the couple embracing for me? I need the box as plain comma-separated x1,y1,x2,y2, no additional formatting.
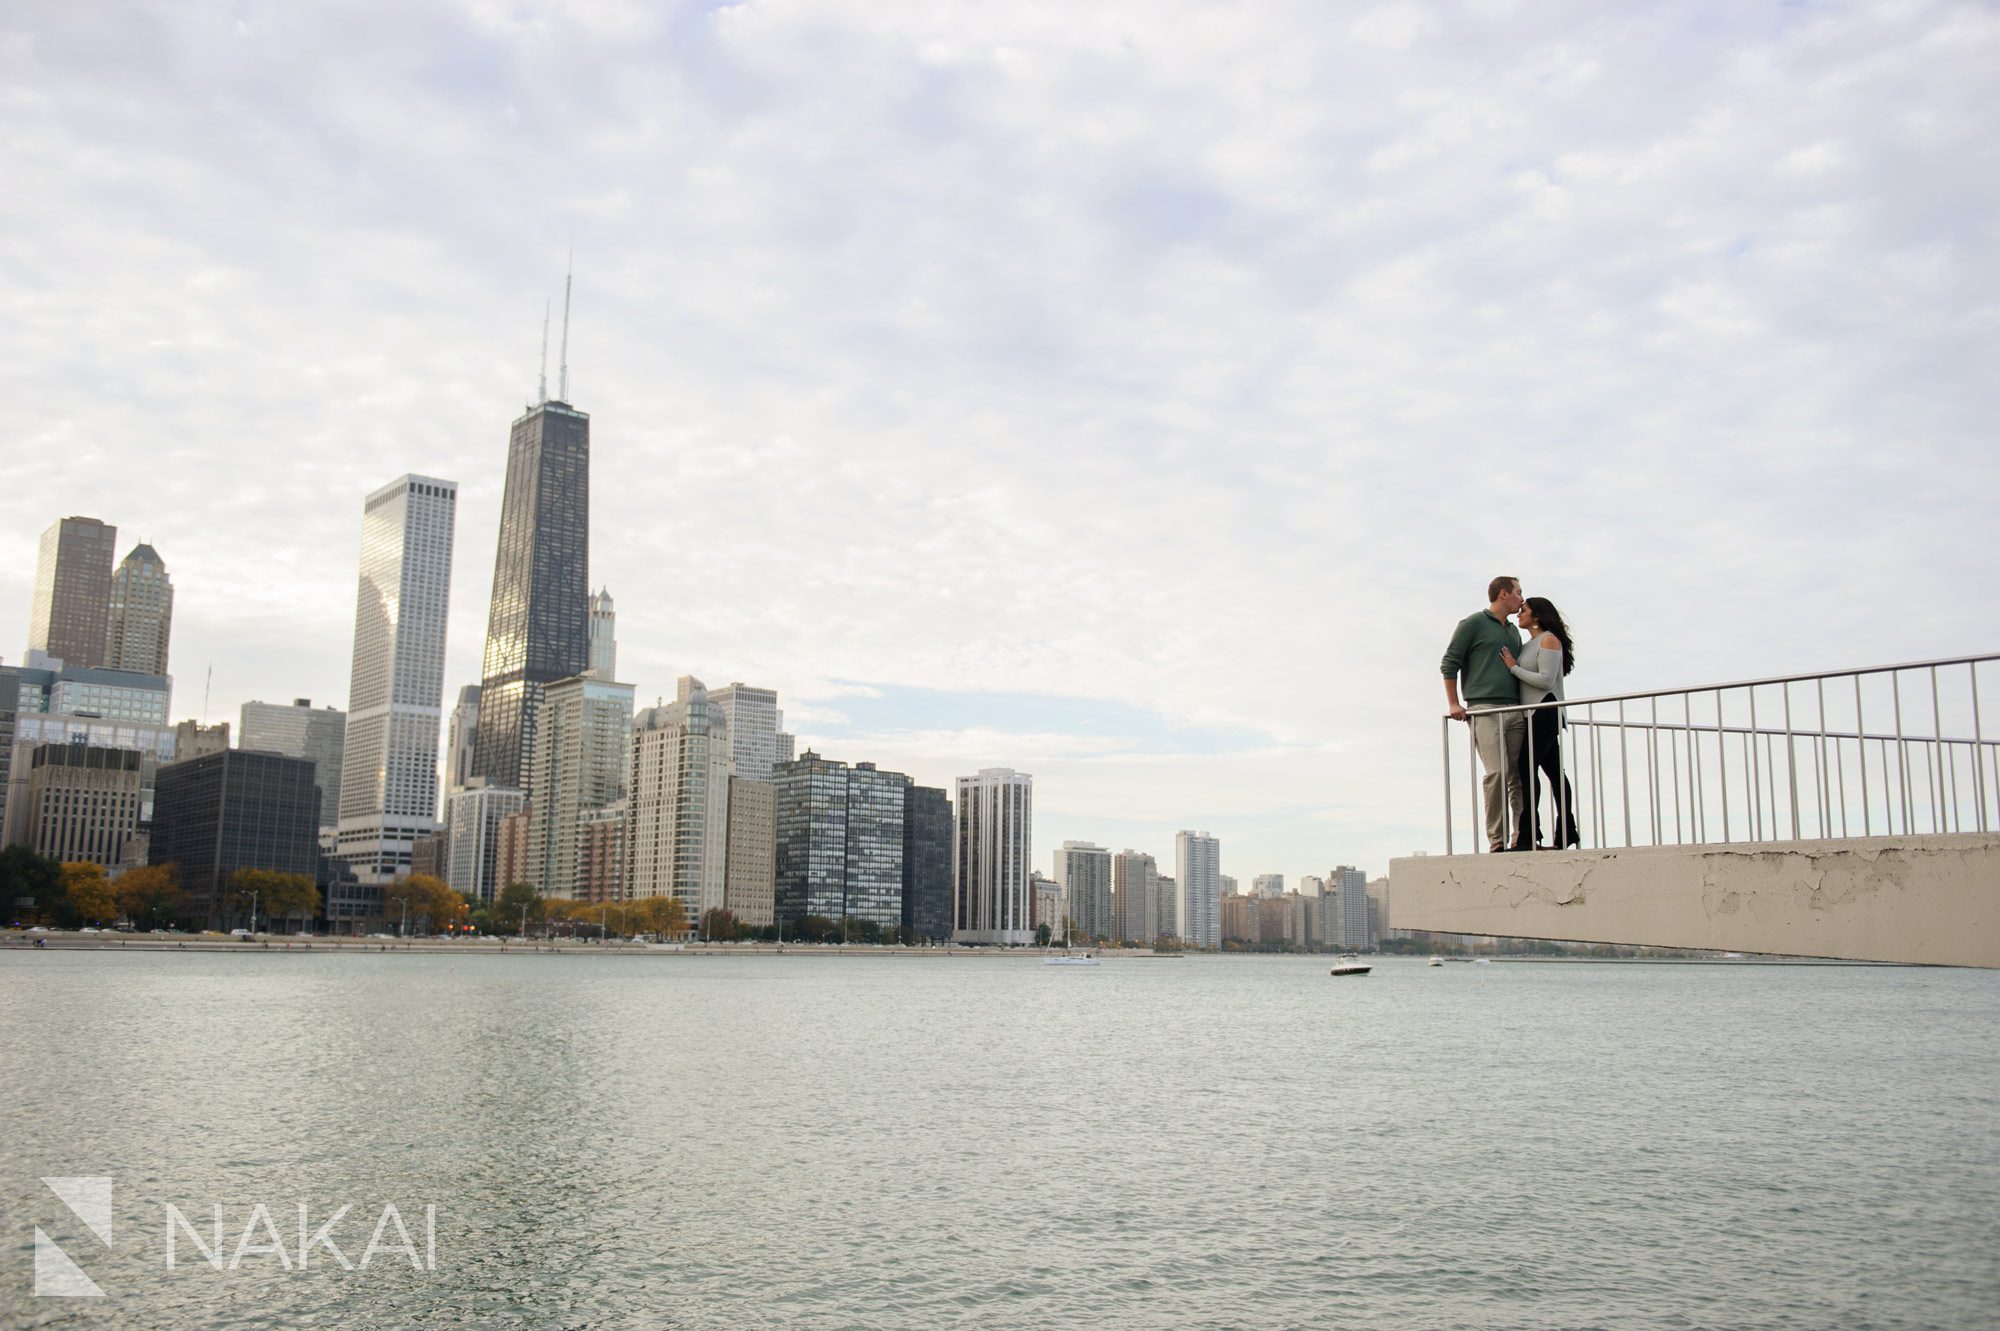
1440,576,1579,853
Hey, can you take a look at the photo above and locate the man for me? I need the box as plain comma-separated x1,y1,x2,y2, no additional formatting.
1442,576,1527,852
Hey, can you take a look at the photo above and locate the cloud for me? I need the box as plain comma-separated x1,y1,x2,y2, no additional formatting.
1,0,1995,881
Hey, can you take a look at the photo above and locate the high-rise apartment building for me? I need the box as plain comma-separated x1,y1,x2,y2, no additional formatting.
954,768,1032,946
627,677,733,924
1253,873,1285,899
240,698,346,830
1330,865,1369,950
152,749,321,929
723,776,776,926
444,781,526,905
19,742,144,867
524,671,634,897
103,543,173,677
1113,849,1158,945
1031,872,1062,936
903,785,952,942
1153,874,1178,942
1175,830,1221,948
1300,874,1326,898
587,588,616,679
29,516,117,669
1054,840,1112,942
707,683,794,782
773,750,909,930
471,394,591,794
333,474,456,897
577,800,626,904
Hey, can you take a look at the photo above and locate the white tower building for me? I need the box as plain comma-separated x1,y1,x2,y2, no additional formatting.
953,767,1032,945
333,474,456,887
706,683,794,782
1175,830,1221,948
525,671,635,897
627,676,733,925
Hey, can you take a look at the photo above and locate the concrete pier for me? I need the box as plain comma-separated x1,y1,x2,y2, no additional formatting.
1391,833,2000,968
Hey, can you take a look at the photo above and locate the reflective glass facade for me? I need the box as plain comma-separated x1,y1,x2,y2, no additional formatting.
902,785,952,941
773,752,908,929
471,401,591,793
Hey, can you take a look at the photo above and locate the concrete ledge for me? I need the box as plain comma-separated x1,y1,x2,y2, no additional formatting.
1389,833,2000,968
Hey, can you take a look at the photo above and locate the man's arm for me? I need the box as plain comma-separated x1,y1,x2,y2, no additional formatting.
1440,615,1473,721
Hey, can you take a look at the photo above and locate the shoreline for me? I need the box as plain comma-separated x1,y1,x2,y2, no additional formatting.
0,931,1177,959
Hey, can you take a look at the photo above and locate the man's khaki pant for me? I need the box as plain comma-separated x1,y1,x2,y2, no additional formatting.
1473,710,1527,850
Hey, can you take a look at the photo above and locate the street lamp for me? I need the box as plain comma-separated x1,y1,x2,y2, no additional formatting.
399,899,408,939
248,889,258,935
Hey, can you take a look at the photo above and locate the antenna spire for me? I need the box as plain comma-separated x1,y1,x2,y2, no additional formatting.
557,249,573,403
537,299,550,405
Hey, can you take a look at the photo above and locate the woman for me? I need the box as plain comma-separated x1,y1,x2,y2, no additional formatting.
1500,597,1578,849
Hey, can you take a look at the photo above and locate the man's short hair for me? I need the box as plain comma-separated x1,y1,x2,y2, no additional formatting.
1488,575,1520,602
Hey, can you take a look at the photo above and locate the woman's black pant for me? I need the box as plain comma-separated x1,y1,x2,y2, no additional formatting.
1512,699,1578,849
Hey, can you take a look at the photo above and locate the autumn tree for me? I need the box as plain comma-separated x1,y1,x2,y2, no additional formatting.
60,862,118,927
115,864,190,930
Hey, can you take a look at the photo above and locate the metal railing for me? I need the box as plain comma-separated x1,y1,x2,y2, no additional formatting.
1442,653,2000,855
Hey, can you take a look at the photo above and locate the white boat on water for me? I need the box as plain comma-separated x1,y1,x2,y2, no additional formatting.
1329,955,1372,977
1427,956,1443,967
1045,954,1100,966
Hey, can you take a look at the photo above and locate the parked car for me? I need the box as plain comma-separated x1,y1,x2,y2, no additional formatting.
229,928,255,939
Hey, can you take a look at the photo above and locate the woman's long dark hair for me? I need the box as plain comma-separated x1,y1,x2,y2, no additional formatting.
1524,597,1575,675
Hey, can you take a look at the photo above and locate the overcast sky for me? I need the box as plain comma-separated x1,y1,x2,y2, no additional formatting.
3,0,1995,884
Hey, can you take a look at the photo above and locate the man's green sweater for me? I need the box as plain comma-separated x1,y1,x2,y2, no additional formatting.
1441,609,1523,707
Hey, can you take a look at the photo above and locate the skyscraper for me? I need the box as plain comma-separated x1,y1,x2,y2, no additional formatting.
1330,865,1369,950
1175,830,1221,948
470,387,591,794
444,781,526,905
772,750,909,931
28,516,117,669
627,677,733,924
524,671,634,897
1054,840,1112,942
333,475,456,898
903,785,952,942
953,767,1033,946
1113,849,1159,945
152,749,320,928
588,588,616,679
103,543,173,677
240,698,346,830
707,683,794,782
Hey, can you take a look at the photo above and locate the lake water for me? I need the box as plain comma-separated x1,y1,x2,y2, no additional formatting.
2,949,1996,1329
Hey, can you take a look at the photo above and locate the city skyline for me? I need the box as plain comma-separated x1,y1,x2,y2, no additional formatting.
4,3,1994,883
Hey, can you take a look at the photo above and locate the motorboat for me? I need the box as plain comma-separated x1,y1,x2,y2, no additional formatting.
1329,957,1372,977
1427,956,1443,967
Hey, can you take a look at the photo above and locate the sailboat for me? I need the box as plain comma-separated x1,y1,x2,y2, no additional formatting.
1044,923,1099,966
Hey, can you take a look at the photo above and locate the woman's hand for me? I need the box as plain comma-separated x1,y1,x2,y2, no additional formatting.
1499,646,1516,668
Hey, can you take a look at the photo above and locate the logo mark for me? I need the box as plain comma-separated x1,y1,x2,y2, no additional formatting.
36,1176,113,1297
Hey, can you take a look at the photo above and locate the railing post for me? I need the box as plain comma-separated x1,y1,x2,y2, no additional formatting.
1974,661,1989,834
1855,676,1870,837
1893,671,1910,835
1783,682,1799,840
1442,714,1454,856
1717,689,1730,844
1748,688,1762,841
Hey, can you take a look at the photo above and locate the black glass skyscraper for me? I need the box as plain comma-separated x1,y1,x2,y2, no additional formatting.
470,398,590,793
